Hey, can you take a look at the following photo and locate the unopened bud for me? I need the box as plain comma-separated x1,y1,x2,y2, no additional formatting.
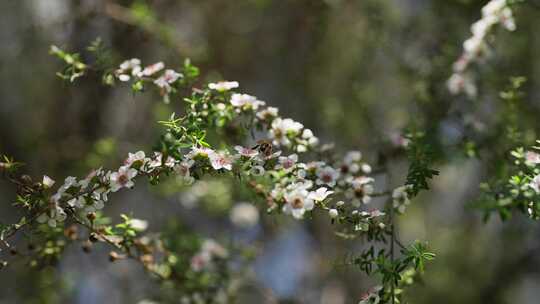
86,212,96,222
82,240,92,253
328,209,339,219
109,251,121,262
64,225,78,240
89,232,99,243
140,254,154,265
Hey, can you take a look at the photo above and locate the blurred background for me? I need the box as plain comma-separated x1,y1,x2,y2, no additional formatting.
1,0,540,303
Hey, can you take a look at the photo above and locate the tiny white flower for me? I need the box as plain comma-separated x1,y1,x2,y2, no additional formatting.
283,188,314,219
42,175,55,189
130,218,149,232
110,165,138,192
208,81,239,92
125,151,146,167
529,175,540,193
277,154,298,170
525,151,540,166
154,69,182,93
230,93,265,110
234,146,259,158
118,74,131,82
393,186,411,214
209,151,232,171
344,151,362,164
256,106,279,120
328,209,339,219
316,166,340,187
230,203,259,228
269,118,303,147
140,62,164,77
37,204,67,228
308,187,334,202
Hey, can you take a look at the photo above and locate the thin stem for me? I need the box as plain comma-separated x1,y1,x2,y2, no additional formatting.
390,198,395,304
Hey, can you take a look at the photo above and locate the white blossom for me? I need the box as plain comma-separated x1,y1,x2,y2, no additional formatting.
308,187,334,202
209,151,232,171
37,203,67,228
42,175,55,189
230,93,265,110
230,202,259,228
393,186,411,214
277,154,298,170
208,81,239,92
110,165,137,192
269,118,303,147
140,62,164,77
316,166,340,187
283,187,314,219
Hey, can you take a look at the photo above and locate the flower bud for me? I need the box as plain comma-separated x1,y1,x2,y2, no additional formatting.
89,232,99,243
82,241,92,253
109,251,122,262
328,209,339,219
86,212,97,222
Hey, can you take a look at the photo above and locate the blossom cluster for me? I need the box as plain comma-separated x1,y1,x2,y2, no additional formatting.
448,0,516,97
115,59,183,103
189,239,229,272
3,47,435,304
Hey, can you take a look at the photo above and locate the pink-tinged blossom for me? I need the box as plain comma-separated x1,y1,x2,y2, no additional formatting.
154,69,182,93
125,151,146,167
269,118,303,147
448,0,516,97
116,58,141,81
277,154,298,170
110,166,137,192
349,176,375,206
230,93,265,110
140,62,164,77
525,151,540,166
209,152,232,171
148,152,176,170
174,160,195,184
234,145,259,158
529,175,540,193
316,166,340,187
190,239,229,271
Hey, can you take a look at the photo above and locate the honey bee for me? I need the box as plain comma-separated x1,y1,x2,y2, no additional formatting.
252,139,274,157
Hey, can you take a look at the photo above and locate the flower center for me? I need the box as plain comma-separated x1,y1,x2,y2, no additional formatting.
118,174,129,185
291,197,304,209
322,174,332,183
